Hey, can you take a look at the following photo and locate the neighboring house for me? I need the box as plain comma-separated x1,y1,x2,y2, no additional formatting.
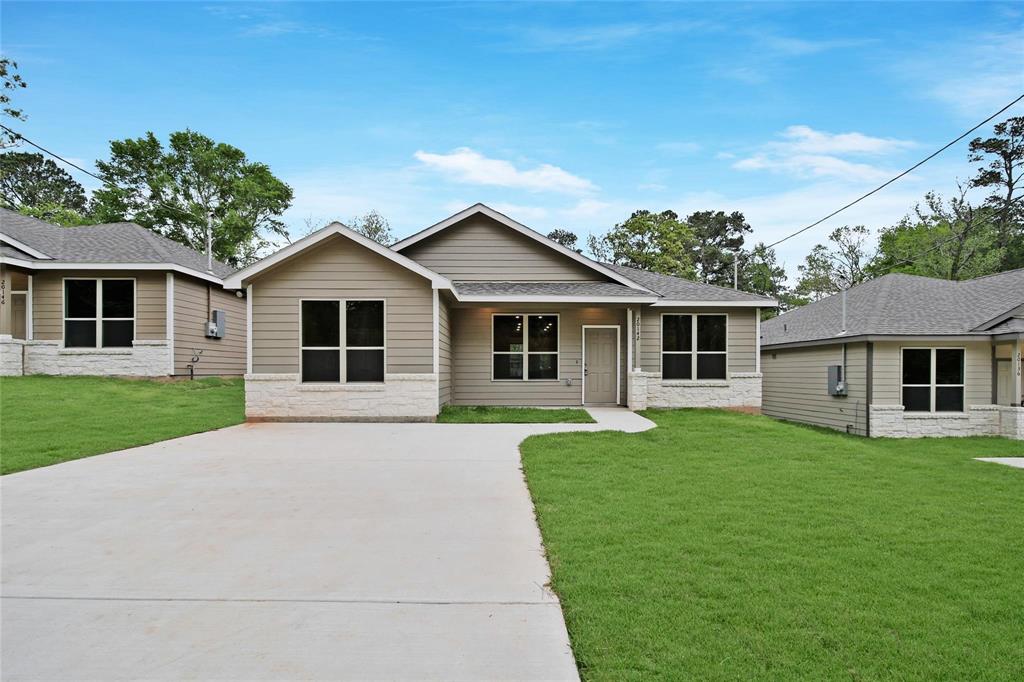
227,203,775,421
760,271,1024,440
0,209,246,377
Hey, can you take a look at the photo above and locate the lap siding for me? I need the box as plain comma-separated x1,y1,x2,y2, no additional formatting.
173,274,247,376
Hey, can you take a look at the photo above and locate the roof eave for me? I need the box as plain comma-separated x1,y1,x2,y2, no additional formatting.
0,233,53,260
454,294,660,304
651,299,777,308
762,332,1002,350
0,255,225,285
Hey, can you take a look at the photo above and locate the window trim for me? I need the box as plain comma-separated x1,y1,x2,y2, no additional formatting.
61,277,136,349
490,313,561,382
298,298,387,384
660,312,729,381
900,346,966,413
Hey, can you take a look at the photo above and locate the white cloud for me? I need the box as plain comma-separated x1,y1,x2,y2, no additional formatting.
560,199,612,219
733,125,915,181
413,147,597,195
489,203,549,222
508,20,712,52
916,31,1024,118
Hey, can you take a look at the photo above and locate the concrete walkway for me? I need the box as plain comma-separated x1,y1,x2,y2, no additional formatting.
1,408,653,681
975,457,1024,469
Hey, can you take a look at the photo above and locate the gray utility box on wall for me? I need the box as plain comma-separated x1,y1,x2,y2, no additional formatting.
827,365,847,396
206,310,226,339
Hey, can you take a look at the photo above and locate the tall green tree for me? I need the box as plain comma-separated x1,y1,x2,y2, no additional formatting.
350,210,393,245
736,242,800,313
546,228,581,253
92,130,293,266
1,152,87,211
18,203,94,226
968,115,1023,268
0,58,27,149
684,210,752,286
794,225,873,301
587,210,695,278
870,189,1000,281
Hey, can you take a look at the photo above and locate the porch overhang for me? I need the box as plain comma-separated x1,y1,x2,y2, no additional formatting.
451,281,658,304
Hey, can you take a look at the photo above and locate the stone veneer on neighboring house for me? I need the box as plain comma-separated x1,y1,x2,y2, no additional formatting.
244,373,439,422
627,371,762,411
0,337,170,377
870,404,1024,439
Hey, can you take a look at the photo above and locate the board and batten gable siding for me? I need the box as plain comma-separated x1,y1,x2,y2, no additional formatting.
637,307,758,374
31,270,166,341
400,214,607,282
173,274,247,376
871,339,991,407
451,305,627,406
438,294,453,406
250,234,434,375
761,342,869,435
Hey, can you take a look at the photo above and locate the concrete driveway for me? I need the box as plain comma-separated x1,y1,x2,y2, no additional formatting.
1,409,652,681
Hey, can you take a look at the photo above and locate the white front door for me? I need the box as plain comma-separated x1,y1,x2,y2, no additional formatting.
997,360,1012,405
584,327,618,405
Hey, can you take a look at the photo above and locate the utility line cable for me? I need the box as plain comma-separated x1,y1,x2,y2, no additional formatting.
760,92,1024,251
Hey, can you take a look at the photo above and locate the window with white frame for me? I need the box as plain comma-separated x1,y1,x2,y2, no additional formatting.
662,314,727,380
300,299,385,383
492,314,559,381
64,278,135,348
901,347,964,412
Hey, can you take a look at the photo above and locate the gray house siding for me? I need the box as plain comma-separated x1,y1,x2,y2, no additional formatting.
762,342,869,435
450,304,627,406
637,307,758,374
173,274,247,376
250,234,434,375
399,215,606,282
871,339,991,407
32,270,166,341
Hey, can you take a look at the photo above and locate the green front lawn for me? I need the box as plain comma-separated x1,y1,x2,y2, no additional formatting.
438,405,595,424
521,409,1024,680
0,375,245,474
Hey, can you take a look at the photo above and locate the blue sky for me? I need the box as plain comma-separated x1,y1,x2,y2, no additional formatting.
4,1,1023,275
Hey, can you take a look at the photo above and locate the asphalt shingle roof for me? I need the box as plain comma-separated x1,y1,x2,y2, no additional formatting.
602,262,777,303
761,270,1024,346
0,208,236,279
452,281,655,298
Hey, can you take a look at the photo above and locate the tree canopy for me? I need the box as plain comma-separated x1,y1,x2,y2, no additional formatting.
1,152,87,211
546,228,581,253
91,130,293,266
587,210,696,278
0,58,27,149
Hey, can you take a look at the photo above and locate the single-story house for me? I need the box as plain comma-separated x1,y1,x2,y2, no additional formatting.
0,208,246,377
760,270,1024,440
225,203,776,421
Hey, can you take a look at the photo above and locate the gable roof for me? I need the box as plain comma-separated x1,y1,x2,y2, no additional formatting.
392,203,652,292
603,263,777,305
0,208,235,282
761,269,1024,347
223,221,451,290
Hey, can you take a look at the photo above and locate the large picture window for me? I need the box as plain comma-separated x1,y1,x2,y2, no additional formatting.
492,314,559,381
300,299,385,383
662,314,727,380
902,347,964,412
64,278,135,348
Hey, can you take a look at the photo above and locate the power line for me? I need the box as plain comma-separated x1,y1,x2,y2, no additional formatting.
761,92,1024,251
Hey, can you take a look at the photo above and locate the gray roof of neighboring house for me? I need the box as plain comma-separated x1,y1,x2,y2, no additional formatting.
762,269,1024,347
602,262,777,303
452,280,655,298
0,208,236,279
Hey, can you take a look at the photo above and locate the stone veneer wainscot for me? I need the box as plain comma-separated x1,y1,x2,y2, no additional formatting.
245,373,439,421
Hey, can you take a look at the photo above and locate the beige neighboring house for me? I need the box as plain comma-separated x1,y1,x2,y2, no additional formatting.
760,270,1024,440
0,209,246,377
226,203,776,421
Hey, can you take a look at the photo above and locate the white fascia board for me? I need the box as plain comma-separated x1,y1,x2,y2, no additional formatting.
651,299,777,308
454,294,659,304
392,203,652,292
0,256,224,285
223,222,451,290
0,234,54,259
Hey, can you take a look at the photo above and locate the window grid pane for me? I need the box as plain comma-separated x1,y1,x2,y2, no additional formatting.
662,315,691,352
697,315,727,352
696,353,727,380
346,300,384,348
301,300,340,347
102,280,134,319
662,353,692,380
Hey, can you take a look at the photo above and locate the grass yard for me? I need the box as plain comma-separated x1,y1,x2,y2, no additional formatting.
0,375,244,474
438,405,595,424
521,409,1024,681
